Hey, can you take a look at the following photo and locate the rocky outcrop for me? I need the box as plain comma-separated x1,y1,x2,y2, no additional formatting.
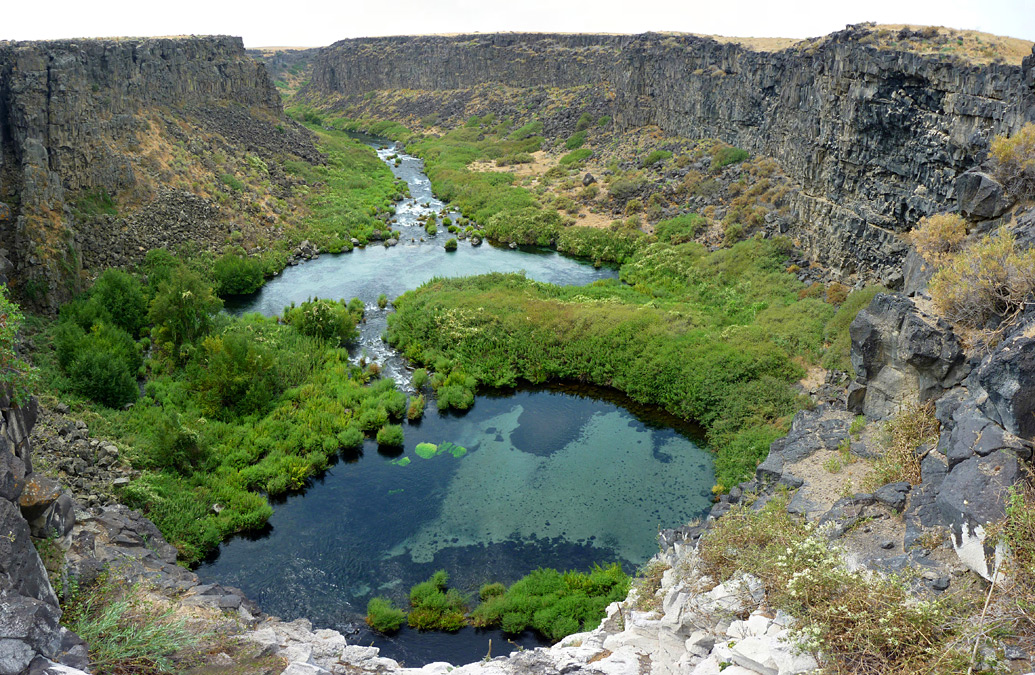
848,293,969,419
0,36,284,308
0,393,86,675
304,26,1035,279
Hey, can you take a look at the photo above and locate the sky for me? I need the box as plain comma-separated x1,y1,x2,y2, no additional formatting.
3,0,1034,48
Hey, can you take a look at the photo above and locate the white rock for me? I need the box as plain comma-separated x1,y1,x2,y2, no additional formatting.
589,645,645,675
686,630,715,657
282,662,331,675
730,636,779,675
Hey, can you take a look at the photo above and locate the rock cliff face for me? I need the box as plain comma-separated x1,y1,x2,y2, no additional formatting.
0,36,281,308
304,27,1035,279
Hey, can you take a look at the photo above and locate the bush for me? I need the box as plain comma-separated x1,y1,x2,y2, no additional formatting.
711,146,749,171
597,115,611,127
87,269,148,338
192,332,282,420
559,148,593,166
565,131,588,150
377,293,388,309
575,113,594,132
57,321,141,408
508,120,543,140
212,251,264,297
0,286,37,404
654,214,704,244
865,401,938,489
408,571,467,631
929,228,1035,329
609,175,646,202
825,282,850,305
468,564,629,641
411,368,429,390
641,150,672,167
366,597,407,633
148,267,223,359
912,213,967,267
376,424,404,447
990,122,1035,197
444,238,458,251
283,298,360,345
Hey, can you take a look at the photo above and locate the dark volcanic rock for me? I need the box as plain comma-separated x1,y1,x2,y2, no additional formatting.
975,333,1035,440
303,28,1035,278
955,169,1013,219
849,293,968,419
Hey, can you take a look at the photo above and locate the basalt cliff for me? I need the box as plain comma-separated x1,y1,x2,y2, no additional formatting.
303,26,1035,280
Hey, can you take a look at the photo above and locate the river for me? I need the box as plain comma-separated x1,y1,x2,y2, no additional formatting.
197,137,715,666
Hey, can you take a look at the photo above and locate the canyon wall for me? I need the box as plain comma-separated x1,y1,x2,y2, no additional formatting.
305,27,1035,279
0,36,281,308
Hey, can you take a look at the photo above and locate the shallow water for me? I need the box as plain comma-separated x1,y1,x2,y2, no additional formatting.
201,139,714,666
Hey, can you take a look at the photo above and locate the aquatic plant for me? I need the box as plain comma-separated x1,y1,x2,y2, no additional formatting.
366,597,407,633
415,442,438,459
407,570,468,631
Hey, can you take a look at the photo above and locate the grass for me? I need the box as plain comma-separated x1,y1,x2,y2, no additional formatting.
366,597,407,633
62,573,205,674
698,495,977,673
468,564,630,641
408,570,468,631
387,237,854,488
865,401,939,489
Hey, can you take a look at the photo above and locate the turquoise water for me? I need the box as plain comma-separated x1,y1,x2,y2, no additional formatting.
199,139,714,666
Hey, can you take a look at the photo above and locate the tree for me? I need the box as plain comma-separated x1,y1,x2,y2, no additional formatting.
148,267,223,361
0,286,37,404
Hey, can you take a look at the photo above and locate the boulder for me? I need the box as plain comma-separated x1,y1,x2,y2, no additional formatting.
975,333,1035,440
955,170,1012,219
849,293,968,419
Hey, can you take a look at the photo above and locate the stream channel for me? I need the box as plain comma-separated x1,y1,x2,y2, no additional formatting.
196,136,716,666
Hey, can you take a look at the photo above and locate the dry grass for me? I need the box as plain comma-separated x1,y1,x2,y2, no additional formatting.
800,23,1032,65
865,401,939,490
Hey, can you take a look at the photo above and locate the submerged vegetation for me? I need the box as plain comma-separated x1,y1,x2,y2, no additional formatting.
388,237,870,488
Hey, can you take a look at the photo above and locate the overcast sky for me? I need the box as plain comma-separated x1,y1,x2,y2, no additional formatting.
4,0,1034,47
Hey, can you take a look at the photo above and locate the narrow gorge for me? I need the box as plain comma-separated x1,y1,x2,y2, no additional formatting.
1,22,1035,675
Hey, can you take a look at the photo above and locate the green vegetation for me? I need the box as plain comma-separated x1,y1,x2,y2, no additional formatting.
820,285,887,372
699,495,974,673
444,237,458,251
710,145,750,171
376,423,405,446
408,570,468,631
565,131,588,150
61,573,204,674
575,112,594,132
508,120,544,140
35,252,406,564
366,597,407,633
388,237,859,488
865,402,938,489
469,564,630,640
1,286,39,405
212,249,265,296
72,188,118,219
559,148,593,166
654,214,705,244
641,149,672,167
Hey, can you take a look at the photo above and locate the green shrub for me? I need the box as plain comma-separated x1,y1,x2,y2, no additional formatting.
575,113,594,132
220,173,244,191
148,267,223,360
444,238,458,251
642,150,672,167
559,148,593,166
508,120,543,140
597,115,611,127
282,298,360,345
469,564,629,641
408,571,467,631
0,287,37,404
377,293,389,309
376,424,404,447
191,332,282,420
654,214,705,244
711,146,749,171
212,252,264,296
609,176,645,202
56,321,141,408
565,131,588,150
411,368,429,390
87,269,148,338
366,597,407,633
425,221,438,236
